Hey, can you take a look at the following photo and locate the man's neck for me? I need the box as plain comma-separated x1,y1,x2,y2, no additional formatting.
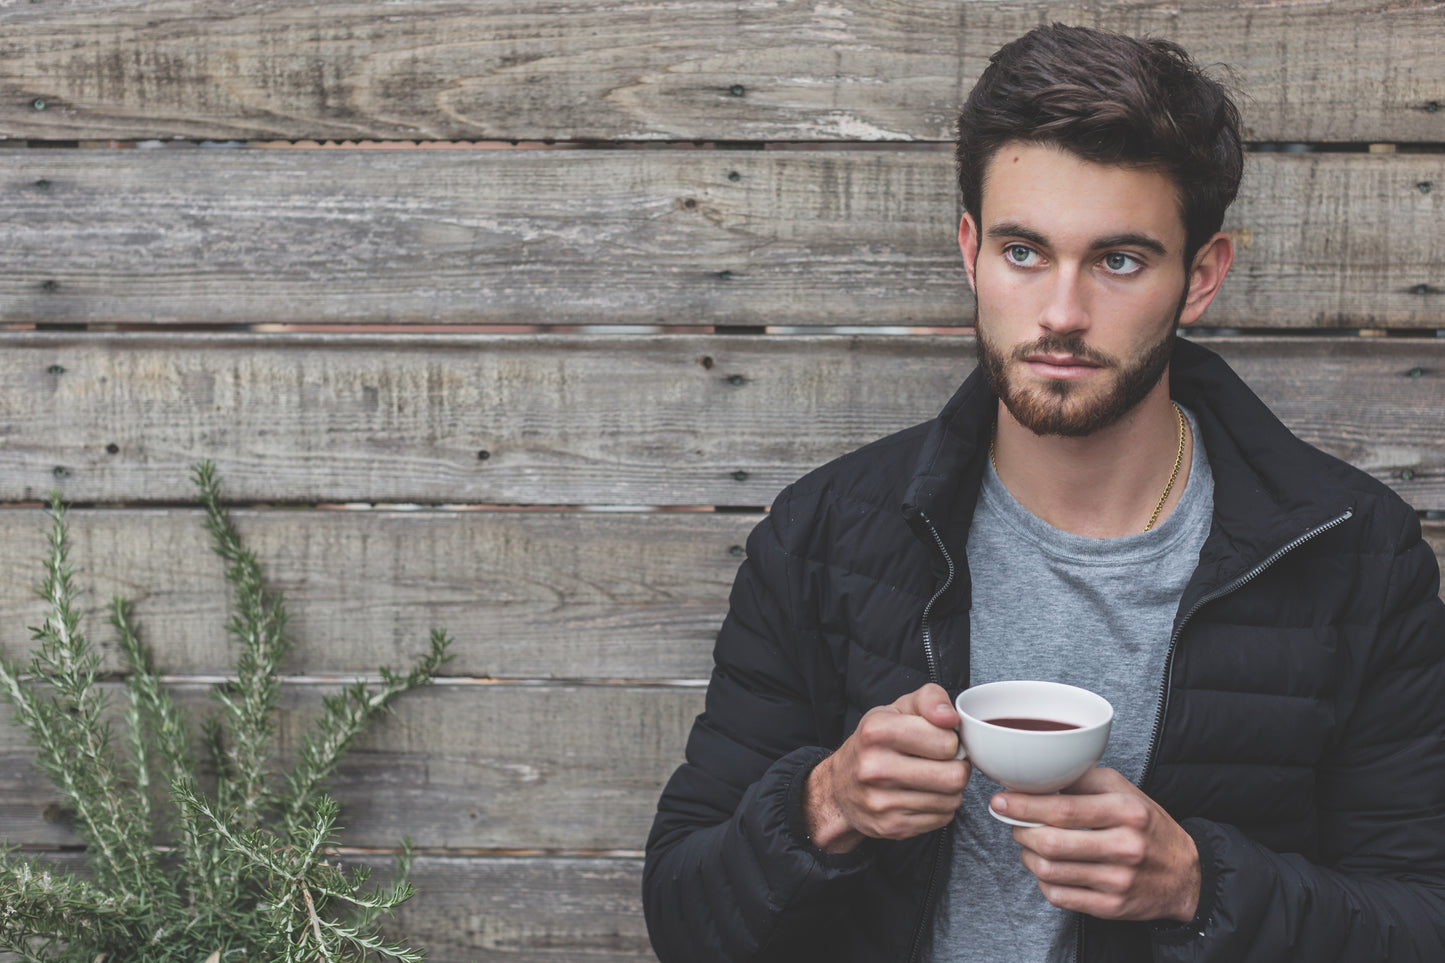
990,384,1192,539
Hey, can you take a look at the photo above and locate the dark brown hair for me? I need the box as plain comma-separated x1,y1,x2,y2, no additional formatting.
956,23,1243,262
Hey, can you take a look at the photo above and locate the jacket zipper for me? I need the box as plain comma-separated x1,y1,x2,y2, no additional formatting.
1071,508,1353,963
1137,508,1354,790
907,511,957,963
917,511,956,687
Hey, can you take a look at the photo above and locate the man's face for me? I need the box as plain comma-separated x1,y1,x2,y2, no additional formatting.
960,142,1203,438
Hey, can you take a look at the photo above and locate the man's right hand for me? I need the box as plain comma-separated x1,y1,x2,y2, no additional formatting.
803,682,971,853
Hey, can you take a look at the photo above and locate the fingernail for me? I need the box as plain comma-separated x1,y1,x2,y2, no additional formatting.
991,795,1007,814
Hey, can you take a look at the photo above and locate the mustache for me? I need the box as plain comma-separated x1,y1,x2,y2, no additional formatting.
1011,334,1117,368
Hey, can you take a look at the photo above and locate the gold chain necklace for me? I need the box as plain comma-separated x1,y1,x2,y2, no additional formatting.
989,401,1188,533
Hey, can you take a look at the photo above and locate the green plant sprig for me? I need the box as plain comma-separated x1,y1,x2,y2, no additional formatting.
0,496,158,912
194,460,293,830
0,462,452,961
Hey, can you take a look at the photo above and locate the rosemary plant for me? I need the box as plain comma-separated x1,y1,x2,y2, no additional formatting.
0,462,452,961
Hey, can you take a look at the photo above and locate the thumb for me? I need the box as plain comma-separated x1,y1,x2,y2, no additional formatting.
919,685,960,730
895,683,960,729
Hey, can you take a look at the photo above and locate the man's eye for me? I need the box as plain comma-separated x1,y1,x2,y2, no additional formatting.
1102,252,1142,274
1004,245,1038,266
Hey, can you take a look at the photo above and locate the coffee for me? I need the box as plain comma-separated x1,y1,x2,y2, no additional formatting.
955,681,1114,813
984,716,1079,732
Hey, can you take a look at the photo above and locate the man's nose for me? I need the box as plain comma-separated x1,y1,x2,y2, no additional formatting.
1039,266,1090,334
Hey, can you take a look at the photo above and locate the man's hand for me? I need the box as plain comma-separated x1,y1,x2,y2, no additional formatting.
994,767,1201,923
803,683,970,854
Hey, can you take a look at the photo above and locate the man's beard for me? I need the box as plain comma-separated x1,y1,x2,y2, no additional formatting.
974,318,1178,438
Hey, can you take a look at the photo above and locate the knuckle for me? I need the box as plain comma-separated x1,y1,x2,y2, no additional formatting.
854,755,884,784
1120,797,1151,829
1117,835,1148,866
1103,867,1134,894
878,815,911,840
1055,797,1083,824
854,807,882,832
912,682,944,706
854,716,887,746
1033,830,1065,860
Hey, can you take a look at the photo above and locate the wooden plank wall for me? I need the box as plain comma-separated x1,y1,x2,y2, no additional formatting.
0,2,1442,959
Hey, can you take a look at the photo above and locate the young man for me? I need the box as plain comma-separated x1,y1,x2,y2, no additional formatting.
644,24,1445,962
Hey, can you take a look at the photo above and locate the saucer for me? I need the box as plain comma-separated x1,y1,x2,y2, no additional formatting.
989,806,1043,828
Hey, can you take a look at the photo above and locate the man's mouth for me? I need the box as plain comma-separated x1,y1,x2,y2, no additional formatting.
1023,353,1104,378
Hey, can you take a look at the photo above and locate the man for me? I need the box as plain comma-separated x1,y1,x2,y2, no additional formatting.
644,23,1445,962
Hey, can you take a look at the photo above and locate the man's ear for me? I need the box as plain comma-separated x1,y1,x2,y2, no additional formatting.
1178,232,1235,327
959,213,980,293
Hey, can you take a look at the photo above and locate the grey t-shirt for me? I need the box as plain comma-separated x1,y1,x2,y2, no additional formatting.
927,407,1214,963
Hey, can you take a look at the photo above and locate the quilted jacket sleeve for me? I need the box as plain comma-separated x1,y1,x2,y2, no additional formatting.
1153,510,1445,962
643,492,874,962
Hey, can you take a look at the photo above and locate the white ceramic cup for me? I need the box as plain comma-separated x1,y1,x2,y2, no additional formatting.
953,680,1113,827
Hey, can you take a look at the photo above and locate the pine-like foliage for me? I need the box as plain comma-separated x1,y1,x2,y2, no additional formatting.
0,462,453,961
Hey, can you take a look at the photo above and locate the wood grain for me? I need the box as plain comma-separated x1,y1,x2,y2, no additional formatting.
381,855,654,963
0,682,703,851
2,508,1441,681
2,150,1441,328
0,507,750,679
0,852,657,962
2,332,1444,508
0,1,1440,143
1428,524,1445,574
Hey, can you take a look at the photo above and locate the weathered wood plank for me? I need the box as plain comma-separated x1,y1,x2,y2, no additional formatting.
1427,524,1445,574
3,508,1442,680
2,150,1441,328
0,331,960,505
0,0,1440,143
0,508,751,679
380,855,655,963
0,683,703,850
2,332,1444,508
0,852,657,962
1227,153,1445,327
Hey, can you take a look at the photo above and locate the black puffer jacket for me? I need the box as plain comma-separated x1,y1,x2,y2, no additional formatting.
644,340,1445,962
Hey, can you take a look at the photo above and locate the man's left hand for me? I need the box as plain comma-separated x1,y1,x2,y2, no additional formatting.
994,767,1201,923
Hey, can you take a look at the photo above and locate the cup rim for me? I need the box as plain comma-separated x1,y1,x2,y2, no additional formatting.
955,680,1113,733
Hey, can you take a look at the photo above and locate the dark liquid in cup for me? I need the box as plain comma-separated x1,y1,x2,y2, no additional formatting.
984,717,1080,731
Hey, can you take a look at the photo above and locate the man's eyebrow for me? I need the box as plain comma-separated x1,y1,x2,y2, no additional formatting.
984,223,1170,258
1092,232,1169,257
985,222,1048,247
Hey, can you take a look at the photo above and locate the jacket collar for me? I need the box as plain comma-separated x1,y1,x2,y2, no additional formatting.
899,359,993,566
1168,338,1356,590
901,338,1355,580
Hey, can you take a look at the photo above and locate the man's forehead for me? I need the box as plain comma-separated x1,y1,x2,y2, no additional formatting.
976,142,1188,250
